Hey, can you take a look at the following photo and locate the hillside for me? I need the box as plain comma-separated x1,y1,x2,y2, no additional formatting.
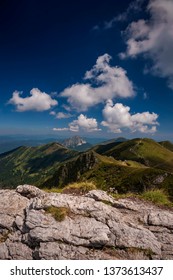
0,143,78,188
96,138,173,172
98,137,127,145
159,141,173,152
0,138,173,200
42,147,173,200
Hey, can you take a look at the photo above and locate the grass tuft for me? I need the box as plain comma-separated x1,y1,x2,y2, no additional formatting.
0,230,10,242
111,192,137,200
45,206,70,222
141,189,172,206
62,181,96,195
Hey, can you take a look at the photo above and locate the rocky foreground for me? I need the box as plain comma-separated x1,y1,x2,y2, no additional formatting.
0,185,173,260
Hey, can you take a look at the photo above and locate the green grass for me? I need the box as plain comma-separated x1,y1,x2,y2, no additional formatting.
103,138,173,172
45,206,70,221
159,141,173,152
141,189,173,206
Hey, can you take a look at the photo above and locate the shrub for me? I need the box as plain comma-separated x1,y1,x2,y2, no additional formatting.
62,181,96,195
45,206,69,222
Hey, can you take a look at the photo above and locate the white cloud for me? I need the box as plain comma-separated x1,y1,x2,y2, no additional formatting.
61,54,135,111
53,114,101,133
50,111,73,119
62,104,72,112
56,112,73,119
69,114,101,132
101,99,159,133
53,127,69,131
121,0,173,89
9,88,58,112
50,111,56,116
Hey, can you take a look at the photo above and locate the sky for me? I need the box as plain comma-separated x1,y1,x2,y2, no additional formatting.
0,0,173,140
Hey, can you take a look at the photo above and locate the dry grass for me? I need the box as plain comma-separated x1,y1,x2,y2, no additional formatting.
42,187,63,193
62,181,96,195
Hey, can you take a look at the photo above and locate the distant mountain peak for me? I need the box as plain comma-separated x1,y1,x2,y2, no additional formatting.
62,136,87,148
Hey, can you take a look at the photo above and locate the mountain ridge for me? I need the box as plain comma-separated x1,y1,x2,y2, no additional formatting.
0,137,173,201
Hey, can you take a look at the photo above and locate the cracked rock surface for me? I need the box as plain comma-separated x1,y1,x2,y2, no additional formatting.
0,185,173,259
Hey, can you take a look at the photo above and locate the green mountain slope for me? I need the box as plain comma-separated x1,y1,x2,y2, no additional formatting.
159,141,173,152
0,143,78,188
95,138,173,173
42,149,173,200
92,141,124,155
0,139,173,201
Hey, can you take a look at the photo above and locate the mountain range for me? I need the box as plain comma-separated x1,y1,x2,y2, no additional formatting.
0,137,173,202
0,135,106,154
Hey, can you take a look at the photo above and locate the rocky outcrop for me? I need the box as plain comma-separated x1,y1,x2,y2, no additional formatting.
44,151,98,188
0,185,173,260
62,136,87,148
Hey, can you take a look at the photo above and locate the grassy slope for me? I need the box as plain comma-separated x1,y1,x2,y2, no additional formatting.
87,139,173,199
0,143,78,188
81,155,173,198
1,139,173,201
159,141,173,152
97,138,173,173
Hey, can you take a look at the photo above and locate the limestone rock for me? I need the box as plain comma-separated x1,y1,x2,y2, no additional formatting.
6,240,33,260
86,189,115,203
0,190,28,230
0,243,9,259
0,185,173,260
148,211,173,229
16,184,45,199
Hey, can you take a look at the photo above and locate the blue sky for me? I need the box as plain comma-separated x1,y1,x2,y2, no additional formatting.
1,0,173,140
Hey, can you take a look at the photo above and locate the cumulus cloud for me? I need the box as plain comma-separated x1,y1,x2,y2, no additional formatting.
69,114,101,132
121,0,173,89
53,114,101,133
101,99,158,133
60,54,135,112
8,88,58,112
